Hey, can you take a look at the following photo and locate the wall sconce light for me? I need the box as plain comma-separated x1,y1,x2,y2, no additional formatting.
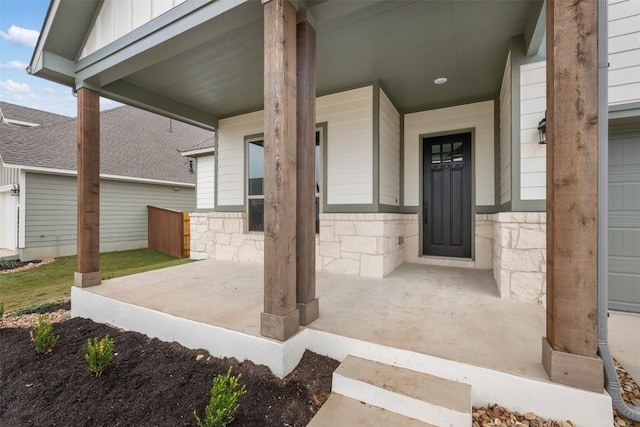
538,115,547,145
10,183,19,196
189,159,194,174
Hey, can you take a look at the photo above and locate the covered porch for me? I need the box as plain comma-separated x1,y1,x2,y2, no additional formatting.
71,258,622,425
29,0,617,422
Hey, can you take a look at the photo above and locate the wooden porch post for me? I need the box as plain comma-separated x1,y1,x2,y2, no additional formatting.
261,0,299,341
74,87,101,287
296,18,319,326
542,0,603,392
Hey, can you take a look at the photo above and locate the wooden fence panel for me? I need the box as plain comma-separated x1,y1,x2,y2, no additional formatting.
147,205,190,258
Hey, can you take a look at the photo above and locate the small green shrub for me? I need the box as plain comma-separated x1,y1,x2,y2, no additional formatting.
29,315,59,354
101,272,114,281
194,367,247,427
85,335,115,377
0,259,18,269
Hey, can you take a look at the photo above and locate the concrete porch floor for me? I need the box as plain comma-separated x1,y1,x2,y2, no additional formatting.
71,259,635,425
77,259,550,379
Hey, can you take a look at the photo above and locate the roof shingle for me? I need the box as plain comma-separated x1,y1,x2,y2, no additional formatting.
0,103,213,184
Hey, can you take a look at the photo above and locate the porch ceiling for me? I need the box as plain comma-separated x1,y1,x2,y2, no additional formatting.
31,0,543,129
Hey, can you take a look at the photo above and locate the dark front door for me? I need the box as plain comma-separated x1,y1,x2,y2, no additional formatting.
423,132,472,258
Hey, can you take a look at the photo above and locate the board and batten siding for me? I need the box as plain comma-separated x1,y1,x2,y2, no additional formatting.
81,0,186,58
21,172,195,260
378,88,401,206
196,155,215,209
608,0,640,106
403,100,495,207
500,52,512,205
519,61,547,201
0,160,19,187
215,86,374,208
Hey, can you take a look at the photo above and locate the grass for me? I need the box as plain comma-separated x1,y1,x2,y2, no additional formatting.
0,249,194,314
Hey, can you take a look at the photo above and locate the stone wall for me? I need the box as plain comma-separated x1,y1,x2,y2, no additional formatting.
190,212,418,278
190,212,265,263
413,214,494,270
318,213,418,277
492,212,546,302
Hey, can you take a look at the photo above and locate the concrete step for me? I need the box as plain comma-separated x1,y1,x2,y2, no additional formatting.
332,355,472,427
308,393,436,427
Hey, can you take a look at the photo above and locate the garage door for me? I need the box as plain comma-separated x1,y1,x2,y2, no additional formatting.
609,129,640,313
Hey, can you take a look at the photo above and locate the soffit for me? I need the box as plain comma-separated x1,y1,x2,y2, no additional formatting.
35,0,540,126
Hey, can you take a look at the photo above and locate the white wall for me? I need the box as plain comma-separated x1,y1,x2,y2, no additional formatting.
404,101,495,207
216,111,262,207
500,52,512,205
81,0,186,57
317,86,374,205
0,191,18,251
197,155,215,209
378,89,401,206
608,0,640,106
215,86,374,208
519,61,547,201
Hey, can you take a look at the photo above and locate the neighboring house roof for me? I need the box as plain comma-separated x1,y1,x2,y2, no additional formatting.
0,102,213,185
0,101,70,127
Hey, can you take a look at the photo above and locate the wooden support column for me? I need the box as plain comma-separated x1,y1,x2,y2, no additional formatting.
542,0,603,392
261,0,299,341
296,18,319,326
74,87,101,288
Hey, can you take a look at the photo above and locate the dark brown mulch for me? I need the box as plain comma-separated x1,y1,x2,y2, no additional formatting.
0,317,339,427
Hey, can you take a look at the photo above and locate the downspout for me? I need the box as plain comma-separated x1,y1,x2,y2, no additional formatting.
596,0,640,420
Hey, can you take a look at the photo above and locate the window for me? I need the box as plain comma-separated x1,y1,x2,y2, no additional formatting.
248,130,322,232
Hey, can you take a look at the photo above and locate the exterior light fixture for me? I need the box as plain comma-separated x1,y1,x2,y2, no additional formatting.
10,183,19,196
538,115,547,145
189,159,194,174
434,77,448,85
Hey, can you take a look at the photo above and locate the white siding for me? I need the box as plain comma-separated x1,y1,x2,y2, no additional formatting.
317,86,374,205
197,155,215,209
215,86,374,207
0,159,19,187
21,173,195,260
500,52,512,205
609,0,640,106
404,101,495,207
81,0,186,57
378,89,401,206
520,61,547,200
216,111,263,207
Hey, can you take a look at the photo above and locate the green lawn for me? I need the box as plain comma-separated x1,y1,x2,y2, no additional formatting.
0,249,194,313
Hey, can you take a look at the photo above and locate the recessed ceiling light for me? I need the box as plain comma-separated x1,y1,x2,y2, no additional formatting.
434,77,448,85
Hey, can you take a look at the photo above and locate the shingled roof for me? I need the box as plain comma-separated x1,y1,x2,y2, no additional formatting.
0,102,213,184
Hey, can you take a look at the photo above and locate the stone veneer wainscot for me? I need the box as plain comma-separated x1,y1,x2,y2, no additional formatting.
190,212,418,278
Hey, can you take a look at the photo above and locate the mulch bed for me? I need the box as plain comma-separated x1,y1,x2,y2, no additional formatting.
0,317,338,426
0,259,39,272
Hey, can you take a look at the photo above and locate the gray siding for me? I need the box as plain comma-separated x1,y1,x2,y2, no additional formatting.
22,172,195,260
608,129,640,313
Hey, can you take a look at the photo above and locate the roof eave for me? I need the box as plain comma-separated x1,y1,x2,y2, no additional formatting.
181,147,215,158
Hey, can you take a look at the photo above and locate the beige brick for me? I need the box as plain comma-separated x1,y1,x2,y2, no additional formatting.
340,235,377,254
360,254,384,277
